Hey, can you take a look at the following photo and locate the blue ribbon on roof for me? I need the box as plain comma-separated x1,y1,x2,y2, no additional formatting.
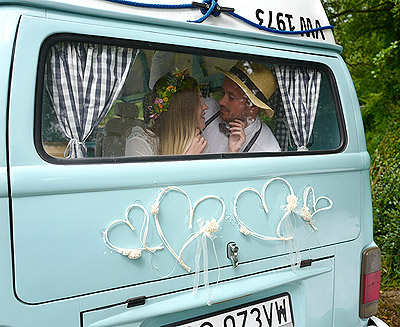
103,0,334,35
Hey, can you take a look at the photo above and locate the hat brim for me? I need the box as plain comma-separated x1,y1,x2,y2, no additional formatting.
216,66,274,118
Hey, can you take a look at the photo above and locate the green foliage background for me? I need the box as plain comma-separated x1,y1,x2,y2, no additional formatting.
322,0,400,288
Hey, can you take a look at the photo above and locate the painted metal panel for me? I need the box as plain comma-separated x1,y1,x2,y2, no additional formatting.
7,15,365,307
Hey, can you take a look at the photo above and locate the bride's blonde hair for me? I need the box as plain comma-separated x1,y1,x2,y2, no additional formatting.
152,75,200,155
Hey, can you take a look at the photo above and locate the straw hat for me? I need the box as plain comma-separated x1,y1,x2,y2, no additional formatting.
216,61,277,118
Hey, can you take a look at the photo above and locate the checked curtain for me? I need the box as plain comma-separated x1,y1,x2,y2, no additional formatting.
45,42,137,158
274,65,321,151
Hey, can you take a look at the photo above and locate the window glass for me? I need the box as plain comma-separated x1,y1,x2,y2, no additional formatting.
40,41,342,160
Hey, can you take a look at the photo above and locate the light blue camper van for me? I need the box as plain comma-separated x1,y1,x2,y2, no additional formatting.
0,0,389,326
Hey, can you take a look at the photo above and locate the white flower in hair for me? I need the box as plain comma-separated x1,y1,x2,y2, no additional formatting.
286,194,298,211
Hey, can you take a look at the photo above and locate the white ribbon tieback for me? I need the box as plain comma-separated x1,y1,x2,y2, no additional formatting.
64,138,87,158
103,203,163,260
301,186,333,230
297,145,309,151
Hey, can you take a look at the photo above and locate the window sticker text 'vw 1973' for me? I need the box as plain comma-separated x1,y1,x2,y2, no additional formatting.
172,293,294,327
255,9,326,40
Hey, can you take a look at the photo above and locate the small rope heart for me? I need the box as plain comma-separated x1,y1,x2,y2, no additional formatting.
301,186,333,230
103,203,163,260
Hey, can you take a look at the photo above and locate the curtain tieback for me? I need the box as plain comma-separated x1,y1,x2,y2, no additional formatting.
297,146,309,151
64,138,87,158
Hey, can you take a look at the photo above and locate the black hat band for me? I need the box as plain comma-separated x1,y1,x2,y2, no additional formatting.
229,66,269,105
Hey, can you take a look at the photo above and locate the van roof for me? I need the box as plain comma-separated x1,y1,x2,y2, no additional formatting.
2,0,342,52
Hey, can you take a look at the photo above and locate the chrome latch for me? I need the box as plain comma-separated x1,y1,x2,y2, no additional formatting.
227,241,239,268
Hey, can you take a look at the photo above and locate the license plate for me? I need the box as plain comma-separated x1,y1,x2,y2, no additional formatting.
164,293,294,327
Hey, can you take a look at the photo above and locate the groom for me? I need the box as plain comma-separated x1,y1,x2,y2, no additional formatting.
203,61,280,153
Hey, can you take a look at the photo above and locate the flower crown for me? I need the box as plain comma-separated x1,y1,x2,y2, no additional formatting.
149,69,191,121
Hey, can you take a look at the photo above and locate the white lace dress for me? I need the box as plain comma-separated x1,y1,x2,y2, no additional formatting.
125,126,159,156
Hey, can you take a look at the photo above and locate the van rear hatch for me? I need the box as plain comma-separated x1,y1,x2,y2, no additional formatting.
8,0,362,310
11,163,362,304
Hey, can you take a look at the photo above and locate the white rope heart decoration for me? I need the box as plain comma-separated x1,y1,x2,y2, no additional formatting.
151,186,193,272
103,203,163,260
234,177,298,241
178,195,225,262
233,187,290,241
300,186,333,230
152,188,225,304
263,177,298,240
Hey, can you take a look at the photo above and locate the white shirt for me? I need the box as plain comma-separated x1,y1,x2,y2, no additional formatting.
203,98,281,153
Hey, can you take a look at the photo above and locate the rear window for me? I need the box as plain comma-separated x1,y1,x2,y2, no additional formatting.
37,36,344,162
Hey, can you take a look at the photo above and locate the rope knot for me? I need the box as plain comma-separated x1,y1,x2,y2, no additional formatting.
64,138,86,158
286,194,298,211
300,205,317,230
200,0,220,17
180,260,191,272
240,225,250,235
119,248,142,260
301,206,312,222
150,201,160,215
188,0,217,23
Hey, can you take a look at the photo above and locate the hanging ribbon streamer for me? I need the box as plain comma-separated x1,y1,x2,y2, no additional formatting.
151,189,225,304
103,0,334,35
103,203,163,259
178,195,225,305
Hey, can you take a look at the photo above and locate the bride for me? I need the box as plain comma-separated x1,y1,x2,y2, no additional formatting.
125,69,208,156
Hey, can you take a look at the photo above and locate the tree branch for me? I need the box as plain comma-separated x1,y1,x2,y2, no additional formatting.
331,3,393,19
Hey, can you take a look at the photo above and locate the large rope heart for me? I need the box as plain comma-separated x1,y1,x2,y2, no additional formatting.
151,186,193,272
151,187,226,274
233,177,299,241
